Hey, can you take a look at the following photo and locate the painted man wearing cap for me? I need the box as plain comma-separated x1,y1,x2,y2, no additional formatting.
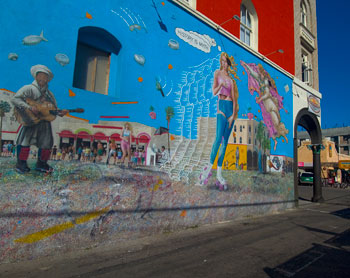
11,64,67,173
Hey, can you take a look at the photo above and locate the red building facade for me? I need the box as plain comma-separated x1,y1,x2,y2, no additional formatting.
195,0,295,75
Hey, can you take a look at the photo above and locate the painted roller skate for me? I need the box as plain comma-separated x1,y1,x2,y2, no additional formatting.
215,179,227,191
216,167,227,191
199,166,212,185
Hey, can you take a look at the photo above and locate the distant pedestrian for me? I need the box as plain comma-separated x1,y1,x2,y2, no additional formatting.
52,145,57,160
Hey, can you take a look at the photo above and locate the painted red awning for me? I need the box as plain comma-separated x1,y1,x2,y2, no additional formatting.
110,133,121,141
138,135,150,144
58,130,75,138
93,132,107,141
77,131,91,139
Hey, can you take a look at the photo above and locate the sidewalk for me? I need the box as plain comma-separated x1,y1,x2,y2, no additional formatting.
0,186,349,278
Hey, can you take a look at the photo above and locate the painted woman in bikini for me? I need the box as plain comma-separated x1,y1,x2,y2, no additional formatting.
199,52,239,190
120,122,133,166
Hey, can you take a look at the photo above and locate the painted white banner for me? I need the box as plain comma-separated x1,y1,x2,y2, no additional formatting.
175,28,216,53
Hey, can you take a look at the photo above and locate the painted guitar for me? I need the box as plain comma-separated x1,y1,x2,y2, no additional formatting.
14,98,84,126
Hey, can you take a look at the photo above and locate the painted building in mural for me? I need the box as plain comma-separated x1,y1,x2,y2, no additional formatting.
0,0,320,263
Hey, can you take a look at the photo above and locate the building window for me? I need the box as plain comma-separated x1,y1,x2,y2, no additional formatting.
240,125,243,132
248,137,251,144
240,1,258,50
234,125,237,132
248,125,251,132
73,27,122,95
234,137,236,143
240,5,252,46
302,53,312,85
239,137,242,144
301,1,307,27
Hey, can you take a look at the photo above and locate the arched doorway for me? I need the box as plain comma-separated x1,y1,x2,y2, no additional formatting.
253,150,258,170
294,108,323,202
247,150,253,170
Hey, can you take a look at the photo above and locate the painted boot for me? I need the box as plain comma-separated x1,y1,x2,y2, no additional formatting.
199,164,213,185
216,166,227,191
36,149,53,173
15,146,30,174
15,160,30,174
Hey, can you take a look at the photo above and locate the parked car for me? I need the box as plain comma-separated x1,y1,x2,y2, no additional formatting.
299,172,314,185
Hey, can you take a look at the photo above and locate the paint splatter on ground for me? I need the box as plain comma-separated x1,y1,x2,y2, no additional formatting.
0,157,293,263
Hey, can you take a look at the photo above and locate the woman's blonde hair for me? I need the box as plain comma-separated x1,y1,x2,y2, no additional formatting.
124,122,133,132
220,52,240,119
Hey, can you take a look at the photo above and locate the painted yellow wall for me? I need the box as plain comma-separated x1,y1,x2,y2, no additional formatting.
213,144,247,170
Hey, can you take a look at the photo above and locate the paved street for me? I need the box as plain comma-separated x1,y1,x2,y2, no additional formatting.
0,186,349,278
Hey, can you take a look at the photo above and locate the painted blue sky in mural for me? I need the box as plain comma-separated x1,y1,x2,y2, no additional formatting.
0,0,293,157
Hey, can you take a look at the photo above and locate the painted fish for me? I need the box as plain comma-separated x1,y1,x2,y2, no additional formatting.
22,30,48,45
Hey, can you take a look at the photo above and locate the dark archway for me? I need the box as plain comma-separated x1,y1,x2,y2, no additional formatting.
247,150,253,170
294,108,323,202
253,151,258,170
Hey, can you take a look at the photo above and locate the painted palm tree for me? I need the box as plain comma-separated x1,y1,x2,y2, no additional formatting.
0,100,11,151
256,121,265,172
165,106,175,157
256,121,264,148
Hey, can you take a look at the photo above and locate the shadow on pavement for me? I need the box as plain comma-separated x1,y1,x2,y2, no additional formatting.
331,208,350,219
264,229,350,278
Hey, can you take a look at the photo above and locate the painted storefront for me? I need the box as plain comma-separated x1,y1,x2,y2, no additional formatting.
0,0,294,263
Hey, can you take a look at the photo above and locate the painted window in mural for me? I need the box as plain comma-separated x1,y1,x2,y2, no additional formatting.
73,27,122,95
73,42,110,95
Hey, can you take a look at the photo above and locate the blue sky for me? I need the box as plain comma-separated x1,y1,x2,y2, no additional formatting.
317,1,350,129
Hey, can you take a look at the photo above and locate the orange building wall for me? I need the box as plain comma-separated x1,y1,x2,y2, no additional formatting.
298,140,349,165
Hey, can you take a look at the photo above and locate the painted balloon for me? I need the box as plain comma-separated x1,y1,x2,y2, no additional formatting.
55,53,70,66
168,39,179,50
8,53,18,61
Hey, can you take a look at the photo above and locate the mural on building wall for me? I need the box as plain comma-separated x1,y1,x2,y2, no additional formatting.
0,0,294,263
